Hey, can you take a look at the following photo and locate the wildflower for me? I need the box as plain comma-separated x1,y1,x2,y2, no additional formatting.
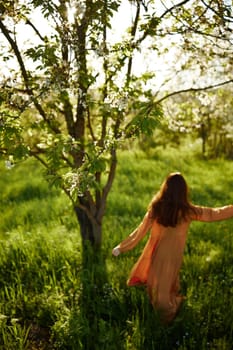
5,160,14,169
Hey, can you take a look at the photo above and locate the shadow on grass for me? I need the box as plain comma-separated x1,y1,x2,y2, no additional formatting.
58,245,200,350
65,243,128,350
130,291,199,350
77,252,198,350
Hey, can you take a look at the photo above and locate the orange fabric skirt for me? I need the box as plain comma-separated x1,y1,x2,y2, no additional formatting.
126,240,184,324
127,240,158,286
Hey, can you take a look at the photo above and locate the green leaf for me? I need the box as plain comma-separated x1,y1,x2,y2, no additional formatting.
125,101,162,137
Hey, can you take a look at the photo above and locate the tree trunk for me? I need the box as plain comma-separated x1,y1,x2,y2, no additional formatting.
74,205,102,249
201,122,206,155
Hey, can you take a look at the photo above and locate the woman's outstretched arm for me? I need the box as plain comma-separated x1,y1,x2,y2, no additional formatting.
192,204,233,222
112,211,153,256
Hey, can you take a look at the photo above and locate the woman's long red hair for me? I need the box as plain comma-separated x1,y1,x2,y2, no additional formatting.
149,173,197,227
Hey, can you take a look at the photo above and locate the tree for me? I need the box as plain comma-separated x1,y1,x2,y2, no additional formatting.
0,0,161,249
0,0,233,249
162,88,233,158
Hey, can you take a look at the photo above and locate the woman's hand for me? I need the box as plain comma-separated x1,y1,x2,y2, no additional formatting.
112,247,120,256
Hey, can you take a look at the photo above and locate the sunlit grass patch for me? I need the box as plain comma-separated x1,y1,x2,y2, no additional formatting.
0,147,233,348
0,159,75,235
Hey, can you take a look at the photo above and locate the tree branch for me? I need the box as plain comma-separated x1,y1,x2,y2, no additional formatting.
0,19,60,134
156,78,233,105
100,0,109,146
25,19,45,41
126,0,141,85
87,106,96,141
160,0,191,20
97,148,117,222
200,0,233,24
136,0,191,45
159,0,233,42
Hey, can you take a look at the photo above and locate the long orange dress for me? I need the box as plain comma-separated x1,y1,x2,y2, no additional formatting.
116,205,233,323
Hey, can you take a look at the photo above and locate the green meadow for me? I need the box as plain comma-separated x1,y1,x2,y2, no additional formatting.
0,145,233,349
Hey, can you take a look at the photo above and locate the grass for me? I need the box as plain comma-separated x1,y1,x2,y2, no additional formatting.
0,145,233,349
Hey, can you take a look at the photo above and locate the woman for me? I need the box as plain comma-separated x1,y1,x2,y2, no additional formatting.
112,172,233,324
